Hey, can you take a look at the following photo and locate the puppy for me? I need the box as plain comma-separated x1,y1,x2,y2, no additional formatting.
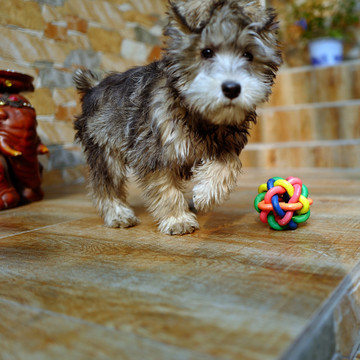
74,0,282,235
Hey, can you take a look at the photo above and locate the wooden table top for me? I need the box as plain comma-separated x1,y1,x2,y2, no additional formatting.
1,168,360,360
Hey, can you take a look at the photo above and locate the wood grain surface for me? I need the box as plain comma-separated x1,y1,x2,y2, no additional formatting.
1,169,360,360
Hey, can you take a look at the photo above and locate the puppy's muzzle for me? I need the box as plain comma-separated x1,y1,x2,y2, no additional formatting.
222,81,241,99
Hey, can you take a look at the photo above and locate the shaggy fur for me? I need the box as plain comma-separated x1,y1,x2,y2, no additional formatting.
74,0,282,235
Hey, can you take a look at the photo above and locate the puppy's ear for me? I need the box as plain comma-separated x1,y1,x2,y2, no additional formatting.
250,8,282,68
168,0,224,33
259,8,280,33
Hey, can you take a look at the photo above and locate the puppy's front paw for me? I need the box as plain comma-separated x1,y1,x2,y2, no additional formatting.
103,205,140,228
105,215,140,228
193,194,214,213
193,181,232,213
192,183,217,213
158,212,199,235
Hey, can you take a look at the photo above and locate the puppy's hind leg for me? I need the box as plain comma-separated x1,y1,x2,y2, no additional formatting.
139,169,199,235
89,150,139,228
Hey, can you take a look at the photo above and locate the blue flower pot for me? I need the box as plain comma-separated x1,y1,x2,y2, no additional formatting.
309,38,343,67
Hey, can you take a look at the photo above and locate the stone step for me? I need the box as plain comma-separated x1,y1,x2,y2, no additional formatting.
268,60,360,107
251,100,360,144
241,140,360,168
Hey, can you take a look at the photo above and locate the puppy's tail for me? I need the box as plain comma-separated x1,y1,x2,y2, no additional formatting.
73,69,100,95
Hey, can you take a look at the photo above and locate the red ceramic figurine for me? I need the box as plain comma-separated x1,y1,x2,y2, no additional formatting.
0,70,48,209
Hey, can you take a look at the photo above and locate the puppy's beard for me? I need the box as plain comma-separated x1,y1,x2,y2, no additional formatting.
181,54,269,125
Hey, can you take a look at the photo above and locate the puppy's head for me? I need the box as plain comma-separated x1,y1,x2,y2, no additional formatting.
164,0,282,125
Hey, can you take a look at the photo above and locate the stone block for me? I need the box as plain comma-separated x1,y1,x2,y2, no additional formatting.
41,4,62,23
122,11,159,27
88,27,123,54
129,0,167,14
53,88,79,106
62,165,88,184
33,60,54,69
44,22,68,41
134,26,160,45
41,168,65,186
119,25,136,42
0,0,45,30
37,119,76,144
147,45,163,62
67,33,90,50
41,143,87,185
36,0,65,5
55,104,80,122
63,0,125,31
64,49,101,69
2,27,75,64
42,165,88,186
121,39,150,63
26,88,56,116
101,53,137,72
39,68,74,89
148,24,163,37
102,0,131,5
65,15,88,33
45,144,85,170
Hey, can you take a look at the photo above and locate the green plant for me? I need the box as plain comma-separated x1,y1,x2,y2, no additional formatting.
288,0,359,42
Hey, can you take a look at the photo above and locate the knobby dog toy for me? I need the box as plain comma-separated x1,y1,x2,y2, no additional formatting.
254,177,313,230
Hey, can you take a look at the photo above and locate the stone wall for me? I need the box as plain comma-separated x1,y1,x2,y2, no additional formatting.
0,0,167,186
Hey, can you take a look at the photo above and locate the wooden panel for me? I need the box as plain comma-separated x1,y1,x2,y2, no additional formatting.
1,169,360,359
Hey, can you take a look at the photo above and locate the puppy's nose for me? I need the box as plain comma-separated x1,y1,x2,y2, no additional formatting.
222,81,241,99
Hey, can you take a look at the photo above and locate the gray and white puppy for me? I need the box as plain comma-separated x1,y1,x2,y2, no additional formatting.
74,0,282,235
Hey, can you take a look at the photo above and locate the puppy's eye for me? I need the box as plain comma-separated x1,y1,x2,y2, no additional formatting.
201,48,215,59
243,52,254,61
